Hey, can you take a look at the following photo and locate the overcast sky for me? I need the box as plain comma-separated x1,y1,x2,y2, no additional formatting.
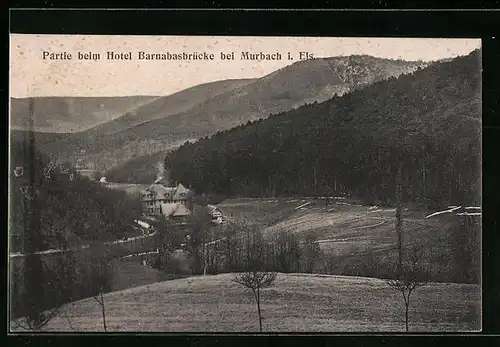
10,35,481,98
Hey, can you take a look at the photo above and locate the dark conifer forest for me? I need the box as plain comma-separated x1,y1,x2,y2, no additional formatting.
166,50,481,209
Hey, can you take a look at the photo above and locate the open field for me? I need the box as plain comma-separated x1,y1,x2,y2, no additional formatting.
217,197,307,227
110,258,190,292
15,273,480,332
218,197,449,253
216,197,477,283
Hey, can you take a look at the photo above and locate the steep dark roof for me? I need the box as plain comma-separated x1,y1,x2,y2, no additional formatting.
143,183,192,202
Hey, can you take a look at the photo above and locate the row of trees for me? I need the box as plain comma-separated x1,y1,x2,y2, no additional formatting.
164,50,480,209
151,210,320,277
10,143,144,252
152,198,480,284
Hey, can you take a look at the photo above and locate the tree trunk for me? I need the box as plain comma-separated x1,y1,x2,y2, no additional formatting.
395,163,403,276
405,301,409,332
422,160,427,199
256,287,262,332
313,167,317,195
100,291,107,332
404,288,414,332
226,238,233,271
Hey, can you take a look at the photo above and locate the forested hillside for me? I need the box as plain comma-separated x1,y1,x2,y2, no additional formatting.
9,139,143,253
165,50,481,209
12,55,424,173
105,151,166,183
104,55,426,179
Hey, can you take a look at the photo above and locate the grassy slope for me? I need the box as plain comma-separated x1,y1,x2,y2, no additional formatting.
110,258,189,292
30,273,480,332
216,198,470,282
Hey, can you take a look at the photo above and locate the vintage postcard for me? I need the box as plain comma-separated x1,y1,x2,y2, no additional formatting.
9,34,482,333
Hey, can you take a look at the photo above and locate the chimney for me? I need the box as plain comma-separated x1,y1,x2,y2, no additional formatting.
155,161,170,186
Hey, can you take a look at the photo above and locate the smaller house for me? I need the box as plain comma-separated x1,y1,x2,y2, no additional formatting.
99,176,109,184
207,204,224,225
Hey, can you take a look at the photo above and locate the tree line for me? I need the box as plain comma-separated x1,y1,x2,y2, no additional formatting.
164,50,481,210
10,139,143,253
9,135,142,330
152,207,479,285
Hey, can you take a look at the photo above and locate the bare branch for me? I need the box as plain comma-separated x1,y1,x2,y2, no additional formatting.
63,309,76,332
35,308,61,330
10,317,31,331
92,296,103,306
233,270,277,332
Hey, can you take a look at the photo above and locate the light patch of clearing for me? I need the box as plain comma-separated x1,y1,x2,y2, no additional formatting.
265,210,367,234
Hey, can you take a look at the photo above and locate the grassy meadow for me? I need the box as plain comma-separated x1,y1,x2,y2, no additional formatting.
19,273,480,333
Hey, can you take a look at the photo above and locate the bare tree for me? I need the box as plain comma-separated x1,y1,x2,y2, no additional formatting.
323,196,334,212
388,163,427,332
274,230,301,273
395,162,404,276
92,289,108,332
233,264,277,332
221,223,237,271
88,245,114,332
301,232,321,273
187,206,213,274
386,248,427,332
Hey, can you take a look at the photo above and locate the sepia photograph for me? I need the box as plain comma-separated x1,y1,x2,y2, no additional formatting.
8,34,481,333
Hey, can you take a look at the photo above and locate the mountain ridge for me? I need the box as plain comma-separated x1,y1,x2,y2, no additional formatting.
11,54,428,171
155,49,481,207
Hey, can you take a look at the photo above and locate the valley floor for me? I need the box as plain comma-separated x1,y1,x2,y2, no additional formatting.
14,273,480,333
10,194,479,333
217,197,454,258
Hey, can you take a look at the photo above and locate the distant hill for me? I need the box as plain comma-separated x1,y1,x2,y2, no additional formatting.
162,50,481,209
10,96,160,133
9,79,254,169
10,79,254,134
86,79,256,135
10,55,426,172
